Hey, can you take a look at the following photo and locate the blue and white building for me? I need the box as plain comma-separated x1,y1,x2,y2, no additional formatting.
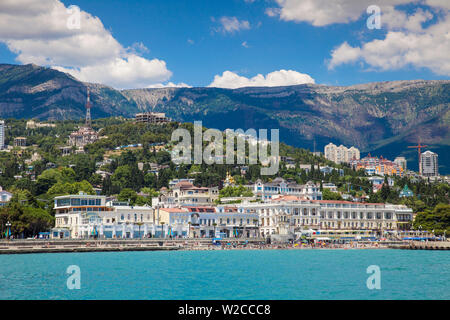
53,192,155,239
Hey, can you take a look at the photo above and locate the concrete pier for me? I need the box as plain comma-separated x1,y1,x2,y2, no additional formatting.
389,241,450,250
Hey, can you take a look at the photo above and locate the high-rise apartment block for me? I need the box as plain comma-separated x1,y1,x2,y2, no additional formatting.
420,151,438,177
324,143,360,164
0,120,5,150
394,157,407,171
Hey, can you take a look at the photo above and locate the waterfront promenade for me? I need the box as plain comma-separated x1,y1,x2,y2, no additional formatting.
0,238,266,254
0,238,423,254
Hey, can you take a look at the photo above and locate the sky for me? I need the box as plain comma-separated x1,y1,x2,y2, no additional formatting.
0,0,448,89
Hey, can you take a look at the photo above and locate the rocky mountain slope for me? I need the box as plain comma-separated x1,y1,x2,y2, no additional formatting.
0,63,448,172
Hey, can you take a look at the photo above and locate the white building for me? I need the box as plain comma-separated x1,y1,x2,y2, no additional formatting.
156,206,259,238
153,181,219,207
322,183,338,193
0,120,5,150
247,178,322,200
324,143,360,164
420,151,438,177
53,193,154,239
236,198,413,238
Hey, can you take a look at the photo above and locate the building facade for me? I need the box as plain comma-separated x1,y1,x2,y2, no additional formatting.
153,181,219,207
324,143,360,164
156,206,259,238
351,155,404,176
0,120,5,150
394,157,407,171
236,198,413,238
135,112,170,124
14,137,27,147
420,151,438,177
68,126,99,148
247,178,322,200
53,193,154,239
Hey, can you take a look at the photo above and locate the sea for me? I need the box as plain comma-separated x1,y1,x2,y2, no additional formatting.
0,249,448,300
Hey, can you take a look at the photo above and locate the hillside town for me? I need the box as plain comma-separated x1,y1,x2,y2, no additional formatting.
0,94,448,244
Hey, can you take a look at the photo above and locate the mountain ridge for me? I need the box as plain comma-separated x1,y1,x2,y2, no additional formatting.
0,63,449,173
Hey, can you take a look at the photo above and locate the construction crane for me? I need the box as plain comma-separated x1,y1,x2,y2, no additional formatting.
408,141,428,173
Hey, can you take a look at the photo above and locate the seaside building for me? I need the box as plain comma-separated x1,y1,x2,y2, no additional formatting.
0,120,5,150
53,193,155,239
155,206,259,238
420,151,438,177
135,112,170,124
0,186,13,207
324,143,360,164
235,198,413,238
246,178,322,200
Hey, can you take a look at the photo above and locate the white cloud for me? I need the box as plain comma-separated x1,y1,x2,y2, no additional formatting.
382,6,434,32
328,42,362,69
264,1,450,76
242,41,250,48
426,0,450,10
0,0,173,89
266,0,414,26
54,55,172,89
209,70,315,89
146,82,191,88
328,7,450,75
214,16,251,34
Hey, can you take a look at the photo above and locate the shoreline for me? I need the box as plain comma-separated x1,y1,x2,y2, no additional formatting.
0,239,392,255
0,239,447,255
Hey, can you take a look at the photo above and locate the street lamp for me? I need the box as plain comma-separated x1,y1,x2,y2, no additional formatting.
5,221,11,240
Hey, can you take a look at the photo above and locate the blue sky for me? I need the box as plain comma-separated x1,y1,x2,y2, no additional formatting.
0,0,448,88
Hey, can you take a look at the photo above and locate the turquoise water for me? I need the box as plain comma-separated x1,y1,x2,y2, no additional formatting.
0,249,448,300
